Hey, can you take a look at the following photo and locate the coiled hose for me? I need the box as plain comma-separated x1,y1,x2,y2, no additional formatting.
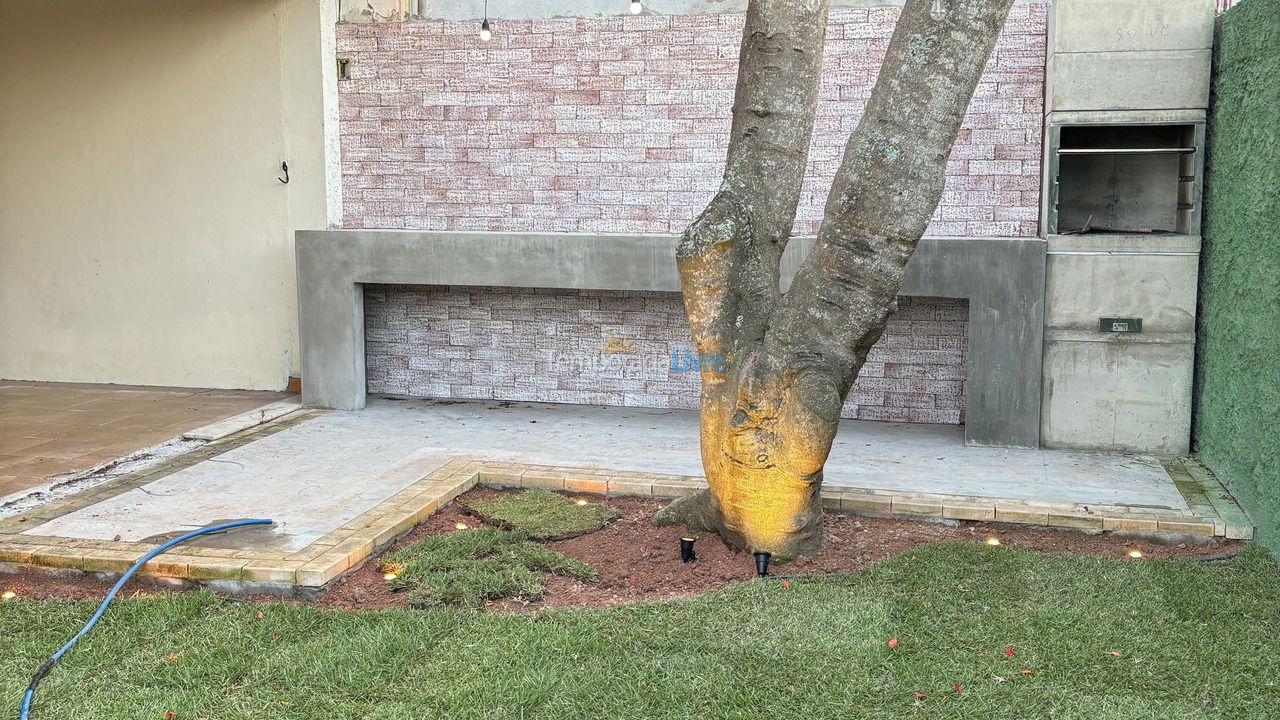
18,519,273,720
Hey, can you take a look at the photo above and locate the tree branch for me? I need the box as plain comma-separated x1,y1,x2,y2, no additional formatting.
678,0,831,358
767,0,1016,393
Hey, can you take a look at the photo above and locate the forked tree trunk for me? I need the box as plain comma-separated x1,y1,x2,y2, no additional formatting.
674,0,1016,559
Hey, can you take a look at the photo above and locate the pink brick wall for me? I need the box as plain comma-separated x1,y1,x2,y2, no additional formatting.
337,3,1046,236
365,288,967,424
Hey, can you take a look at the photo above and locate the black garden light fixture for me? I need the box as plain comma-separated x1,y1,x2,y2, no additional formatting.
679,536,697,563
753,551,771,577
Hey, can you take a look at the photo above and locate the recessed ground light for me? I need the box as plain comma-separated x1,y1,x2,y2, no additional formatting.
753,551,771,577
575,499,589,506
985,537,1002,546
1127,550,1144,559
2,590,16,600
383,572,399,581
455,522,469,530
679,537,697,563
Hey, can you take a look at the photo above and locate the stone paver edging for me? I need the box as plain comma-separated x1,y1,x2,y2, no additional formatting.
0,421,1253,592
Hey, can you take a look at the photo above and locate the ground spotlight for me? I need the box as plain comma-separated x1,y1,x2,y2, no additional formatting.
575,498,589,506
986,537,1002,546
1128,549,1144,559
455,522,469,530
2,590,15,601
754,551,772,577
679,537,697,563
383,572,399,581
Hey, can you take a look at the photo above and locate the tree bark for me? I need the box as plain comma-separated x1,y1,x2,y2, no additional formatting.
677,0,1016,559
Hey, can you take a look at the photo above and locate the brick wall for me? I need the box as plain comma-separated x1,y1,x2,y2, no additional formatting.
337,3,1046,235
365,287,967,424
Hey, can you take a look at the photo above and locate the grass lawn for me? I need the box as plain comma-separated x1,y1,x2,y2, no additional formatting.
383,528,596,607
3,543,1278,719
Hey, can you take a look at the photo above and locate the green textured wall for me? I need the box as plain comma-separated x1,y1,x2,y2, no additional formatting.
1195,0,1280,553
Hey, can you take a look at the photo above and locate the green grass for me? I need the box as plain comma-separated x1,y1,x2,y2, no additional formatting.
463,489,619,540
381,527,597,607
4,543,1278,719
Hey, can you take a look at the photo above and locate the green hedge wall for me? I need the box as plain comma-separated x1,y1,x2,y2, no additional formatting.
1195,0,1280,553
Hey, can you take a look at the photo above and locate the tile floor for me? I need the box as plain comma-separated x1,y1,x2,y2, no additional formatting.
25,397,1222,552
0,381,289,499
1,398,1249,589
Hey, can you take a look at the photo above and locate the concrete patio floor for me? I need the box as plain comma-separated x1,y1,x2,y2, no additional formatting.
20,397,1244,552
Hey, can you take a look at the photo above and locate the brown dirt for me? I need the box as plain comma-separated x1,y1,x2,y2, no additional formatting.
0,487,1242,611
314,487,1242,612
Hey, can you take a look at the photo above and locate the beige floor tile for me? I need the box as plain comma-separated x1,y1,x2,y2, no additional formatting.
0,381,290,497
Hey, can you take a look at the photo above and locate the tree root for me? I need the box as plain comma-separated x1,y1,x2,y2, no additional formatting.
652,490,718,532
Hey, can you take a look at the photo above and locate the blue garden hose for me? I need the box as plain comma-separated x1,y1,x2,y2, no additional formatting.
18,519,273,720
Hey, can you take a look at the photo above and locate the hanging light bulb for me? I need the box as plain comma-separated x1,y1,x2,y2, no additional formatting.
630,0,643,14
479,0,492,41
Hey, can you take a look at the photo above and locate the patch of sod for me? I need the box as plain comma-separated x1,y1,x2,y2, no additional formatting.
463,488,619,540
381,527,597,607
4,543,1278,719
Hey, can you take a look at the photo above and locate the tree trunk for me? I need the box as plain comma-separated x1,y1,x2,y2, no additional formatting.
677,0,1016,559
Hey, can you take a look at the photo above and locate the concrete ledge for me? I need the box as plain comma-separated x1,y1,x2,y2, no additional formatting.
296,230,1046,447
183,398,303,441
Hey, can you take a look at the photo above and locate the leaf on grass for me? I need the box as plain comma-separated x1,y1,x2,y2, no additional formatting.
781,580,790,589
1019,670,1034,675
953,682,962,694
163,653,181,663
1107,651,1122,657
1004,646,1015,656
164,713,175,719
887,638,898,649
913,691,928,699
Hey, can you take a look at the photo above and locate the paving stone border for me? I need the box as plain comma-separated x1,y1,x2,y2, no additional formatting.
0,418,1254,592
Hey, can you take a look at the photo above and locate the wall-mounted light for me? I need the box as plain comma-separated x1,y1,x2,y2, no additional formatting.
679,537,697,563
753,551,771,577
630,0,643,14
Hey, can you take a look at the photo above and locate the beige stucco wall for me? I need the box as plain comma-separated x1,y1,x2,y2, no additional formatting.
0,0,334,390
